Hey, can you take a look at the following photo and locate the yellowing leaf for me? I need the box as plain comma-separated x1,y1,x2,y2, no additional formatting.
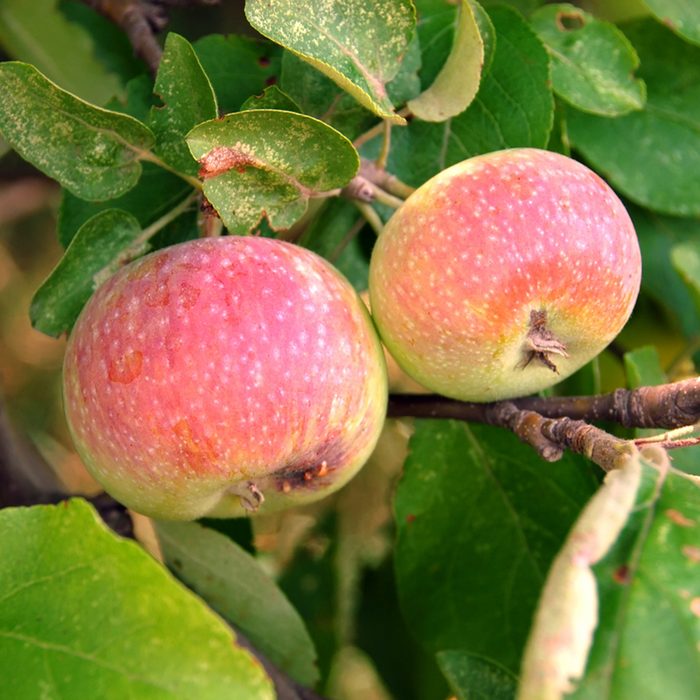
408,0,484,122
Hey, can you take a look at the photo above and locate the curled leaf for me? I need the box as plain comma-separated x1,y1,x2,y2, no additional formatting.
408,0,484,122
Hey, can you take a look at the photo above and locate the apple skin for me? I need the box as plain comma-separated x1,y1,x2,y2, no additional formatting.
369,148,641,402
63,237,388,520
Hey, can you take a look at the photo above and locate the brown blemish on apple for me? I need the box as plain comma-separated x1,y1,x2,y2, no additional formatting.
178,281,200,309
132,252,168,281
145,280,170,307
198,146,259,178
108,350,143,384
682,546,700,563
666,509,695,527
275,455,338,493
173,418,218,472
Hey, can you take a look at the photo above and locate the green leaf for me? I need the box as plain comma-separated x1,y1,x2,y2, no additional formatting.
567,19,700,216
436,650,517,700
408,0,484,121
298,199,371,291
241,85,301,112
568,453,700,699
193,34,282,115
394,421,598,672
279,38,418,140
109,74,158,123
375,5,553,186
186,110,359,234
278,514,339,685
481,0,544,14
280,52,376,139
58,163,195,247
671,241,700,317
641,0,700,45
631,204,700,337
623,345,666,388
30,210,143,337
155,520,319,687
150,33,217,176
59,1,147,85
0,499,274,700
473,2,497,74
386,33,423,106
0,62,154,200
245,0,415,123
0,0,122,105
530,4,645,116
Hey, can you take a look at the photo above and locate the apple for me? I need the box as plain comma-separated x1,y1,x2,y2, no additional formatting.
63,237,388,520
369,148,641,402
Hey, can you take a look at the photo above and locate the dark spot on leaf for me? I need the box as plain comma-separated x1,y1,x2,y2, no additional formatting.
265,75,277,86
682,545,700,563
258,56,271,67
406,514,416,525
198,146,259,178
613,564,630,584
556,11,585,31
665,508,695,527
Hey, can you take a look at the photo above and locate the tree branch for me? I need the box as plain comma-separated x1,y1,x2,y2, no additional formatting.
388,378,700,428
389,378,700,471
80,0,220,74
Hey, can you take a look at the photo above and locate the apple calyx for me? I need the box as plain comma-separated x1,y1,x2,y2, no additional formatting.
232,481,265,512
523,309,569,374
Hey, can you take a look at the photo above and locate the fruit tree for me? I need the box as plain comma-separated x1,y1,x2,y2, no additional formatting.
0,1,698,699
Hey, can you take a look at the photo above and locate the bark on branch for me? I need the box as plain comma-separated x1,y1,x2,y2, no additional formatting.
389,378,699,471
80,0,220,74
388,378,700,428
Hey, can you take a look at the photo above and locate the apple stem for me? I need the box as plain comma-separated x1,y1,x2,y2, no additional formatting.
523,309,568,373
375,120,392,170
353,201,384,236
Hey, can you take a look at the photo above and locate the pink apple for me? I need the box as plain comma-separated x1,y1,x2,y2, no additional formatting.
63,237,388,520
369,148,641,402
